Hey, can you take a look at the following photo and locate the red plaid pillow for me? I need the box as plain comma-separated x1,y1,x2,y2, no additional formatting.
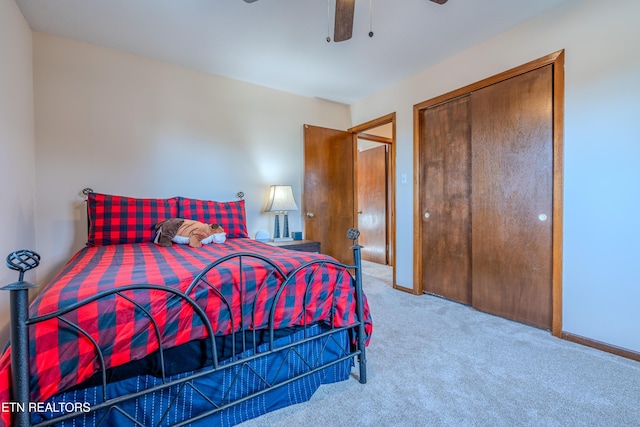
178,198,249,238
87,193,180,246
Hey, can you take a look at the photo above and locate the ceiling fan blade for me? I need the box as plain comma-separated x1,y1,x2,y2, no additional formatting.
334,0,355,42
429,0,448,4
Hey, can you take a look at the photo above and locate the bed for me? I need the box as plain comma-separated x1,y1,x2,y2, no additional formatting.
0,191,372,427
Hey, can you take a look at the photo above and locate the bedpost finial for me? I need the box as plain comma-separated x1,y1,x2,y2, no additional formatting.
347,228,360,242
81,188,94,201
6,250,40,273
4,250,40,288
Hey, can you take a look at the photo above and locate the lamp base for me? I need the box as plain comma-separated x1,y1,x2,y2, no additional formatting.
272,237,294,242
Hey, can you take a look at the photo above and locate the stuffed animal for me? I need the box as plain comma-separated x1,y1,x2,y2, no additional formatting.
154,218,226,248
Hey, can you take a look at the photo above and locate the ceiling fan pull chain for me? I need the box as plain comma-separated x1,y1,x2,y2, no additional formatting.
326,0,332,42
369,0,374,37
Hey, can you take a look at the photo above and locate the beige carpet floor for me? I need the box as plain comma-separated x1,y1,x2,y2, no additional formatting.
239,261,640,427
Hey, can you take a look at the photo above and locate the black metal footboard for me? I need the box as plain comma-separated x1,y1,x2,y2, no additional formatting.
2,229,367,427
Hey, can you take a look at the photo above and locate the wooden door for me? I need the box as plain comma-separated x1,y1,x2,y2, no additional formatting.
471,65,553,329
357,144,388,264
420,96,472,304
303,124,355,264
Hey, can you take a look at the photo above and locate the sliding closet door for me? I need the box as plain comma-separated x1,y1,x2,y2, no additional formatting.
420,96,472,305
471,66,553,329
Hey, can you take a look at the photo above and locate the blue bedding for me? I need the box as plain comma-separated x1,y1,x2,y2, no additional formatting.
32,324,352,426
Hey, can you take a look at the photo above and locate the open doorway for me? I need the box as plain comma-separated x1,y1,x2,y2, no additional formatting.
350,114,396,273
356,130,391,264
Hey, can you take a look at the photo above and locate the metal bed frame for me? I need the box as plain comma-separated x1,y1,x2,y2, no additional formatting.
2,229,367,426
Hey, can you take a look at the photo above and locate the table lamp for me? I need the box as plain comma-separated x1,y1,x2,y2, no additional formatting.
264,185,298,242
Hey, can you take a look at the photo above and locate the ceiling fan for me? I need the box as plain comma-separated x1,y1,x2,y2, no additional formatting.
243,0,448,42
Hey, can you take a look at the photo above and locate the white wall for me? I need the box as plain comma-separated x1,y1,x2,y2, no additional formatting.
351,0,640,353
33,32,351,282
0,0,36,342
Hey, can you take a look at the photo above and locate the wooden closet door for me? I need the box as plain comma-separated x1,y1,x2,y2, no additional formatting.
420,96,472,305
471,66,553,329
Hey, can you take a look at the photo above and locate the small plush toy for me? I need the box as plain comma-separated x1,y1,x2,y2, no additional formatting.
154,218,226,248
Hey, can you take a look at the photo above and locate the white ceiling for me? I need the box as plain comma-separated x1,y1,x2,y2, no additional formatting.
16,0,572,104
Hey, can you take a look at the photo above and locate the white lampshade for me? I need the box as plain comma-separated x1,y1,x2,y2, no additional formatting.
264,185,298,212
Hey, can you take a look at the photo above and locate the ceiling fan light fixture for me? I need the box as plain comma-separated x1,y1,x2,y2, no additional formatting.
247,0,447,43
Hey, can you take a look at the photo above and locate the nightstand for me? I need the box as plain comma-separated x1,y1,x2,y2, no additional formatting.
266,240,321,253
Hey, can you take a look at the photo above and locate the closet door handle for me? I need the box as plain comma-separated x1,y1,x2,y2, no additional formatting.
306,212,315,218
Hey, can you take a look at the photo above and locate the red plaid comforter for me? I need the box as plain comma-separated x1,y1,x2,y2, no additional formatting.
0,239,372,425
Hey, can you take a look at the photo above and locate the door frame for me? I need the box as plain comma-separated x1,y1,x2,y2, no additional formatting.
349,112,397,287
412,51,565,337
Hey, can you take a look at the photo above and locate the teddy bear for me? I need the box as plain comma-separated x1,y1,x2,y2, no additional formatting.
154,218,226,248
